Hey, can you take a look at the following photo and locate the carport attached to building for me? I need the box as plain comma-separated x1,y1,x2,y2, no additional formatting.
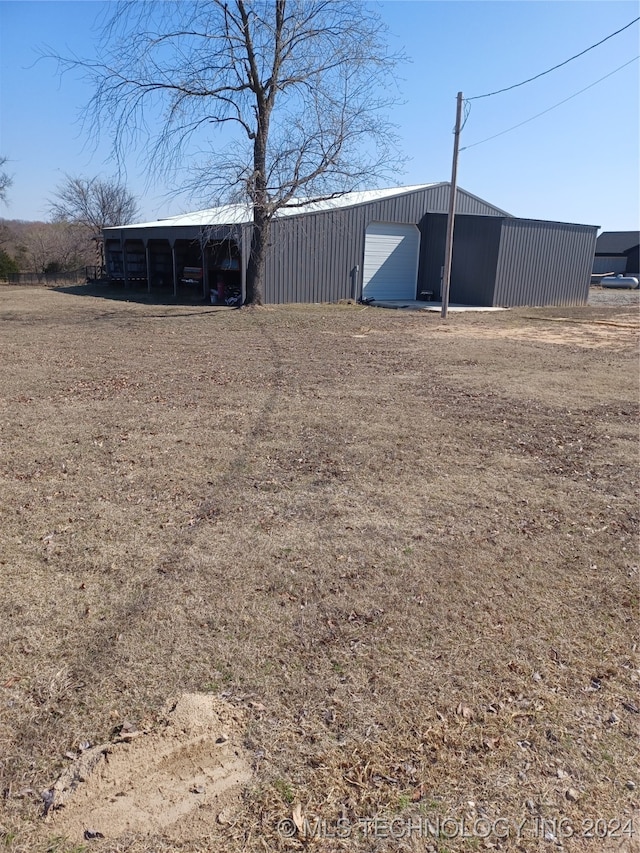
104,222,245,303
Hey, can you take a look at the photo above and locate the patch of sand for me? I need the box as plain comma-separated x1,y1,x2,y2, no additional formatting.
46,693,252,844
437,318,639,351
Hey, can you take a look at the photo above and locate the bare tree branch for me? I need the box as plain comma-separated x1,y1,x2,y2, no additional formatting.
48,175,139,266
0,157,13,206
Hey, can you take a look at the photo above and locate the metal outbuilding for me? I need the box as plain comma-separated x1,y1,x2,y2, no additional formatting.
593,231,640,276
103,183,597,307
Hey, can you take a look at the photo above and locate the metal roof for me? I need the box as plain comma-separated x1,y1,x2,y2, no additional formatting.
105,184,449,231
595,231,640,255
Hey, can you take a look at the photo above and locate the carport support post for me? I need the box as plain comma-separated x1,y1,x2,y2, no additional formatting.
122,235,129,289
240,225,248,305
145,241,151,294
441,91,463,320
201,236,208,301
171,241,178,298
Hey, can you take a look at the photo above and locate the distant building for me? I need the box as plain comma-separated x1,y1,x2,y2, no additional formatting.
104,183,598,307
593,231,640,276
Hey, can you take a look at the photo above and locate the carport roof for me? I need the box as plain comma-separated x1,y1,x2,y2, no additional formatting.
104,184,446,232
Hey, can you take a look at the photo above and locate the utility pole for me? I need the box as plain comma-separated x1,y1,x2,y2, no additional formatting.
441,91,464,320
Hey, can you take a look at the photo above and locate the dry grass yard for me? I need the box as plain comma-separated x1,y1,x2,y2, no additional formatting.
0,285,638,853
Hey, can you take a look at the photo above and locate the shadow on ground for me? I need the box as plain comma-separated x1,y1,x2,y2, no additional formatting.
53,280,228,308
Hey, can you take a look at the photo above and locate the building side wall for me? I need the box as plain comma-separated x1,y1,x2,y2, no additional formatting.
593,255,628,275
493,220,598,307
626,245,639,274
265,210,354,304
420,214,502,304
417,214,503,302
449,216,503,306
419,214,446,298
262,185,506,303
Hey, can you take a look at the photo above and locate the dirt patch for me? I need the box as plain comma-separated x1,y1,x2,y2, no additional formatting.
436,312,639,350
44,694,251,845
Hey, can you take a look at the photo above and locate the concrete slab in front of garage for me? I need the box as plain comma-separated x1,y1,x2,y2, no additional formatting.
369,300,505,312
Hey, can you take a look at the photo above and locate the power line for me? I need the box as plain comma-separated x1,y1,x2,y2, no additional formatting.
461,56,639,152
468,16,640,100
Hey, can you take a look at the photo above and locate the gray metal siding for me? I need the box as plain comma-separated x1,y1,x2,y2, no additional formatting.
593,256,628,275
262,185,506,303
626,245,639,274
449,215,502,306
264,210,360,303
418,214,502,302
452,189,511,217
419,214,446,298
493,220,598,307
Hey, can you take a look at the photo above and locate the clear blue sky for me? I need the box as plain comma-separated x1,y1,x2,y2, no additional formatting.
0,1,638,230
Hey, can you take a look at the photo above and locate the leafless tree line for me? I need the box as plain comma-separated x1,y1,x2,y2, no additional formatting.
0,219,95,276
0,173,138,277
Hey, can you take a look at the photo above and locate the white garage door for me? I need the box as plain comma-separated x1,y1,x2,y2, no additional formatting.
362,222,420,300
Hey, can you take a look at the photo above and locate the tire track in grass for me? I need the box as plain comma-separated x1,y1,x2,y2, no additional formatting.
8,311,289,796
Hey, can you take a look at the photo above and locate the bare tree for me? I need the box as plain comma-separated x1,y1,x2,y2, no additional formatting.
0,157,13,206
49,175,139,267
55,1,404,304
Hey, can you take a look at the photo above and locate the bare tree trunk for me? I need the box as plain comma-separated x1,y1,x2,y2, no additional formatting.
244,69,271,306
245,210,269,306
